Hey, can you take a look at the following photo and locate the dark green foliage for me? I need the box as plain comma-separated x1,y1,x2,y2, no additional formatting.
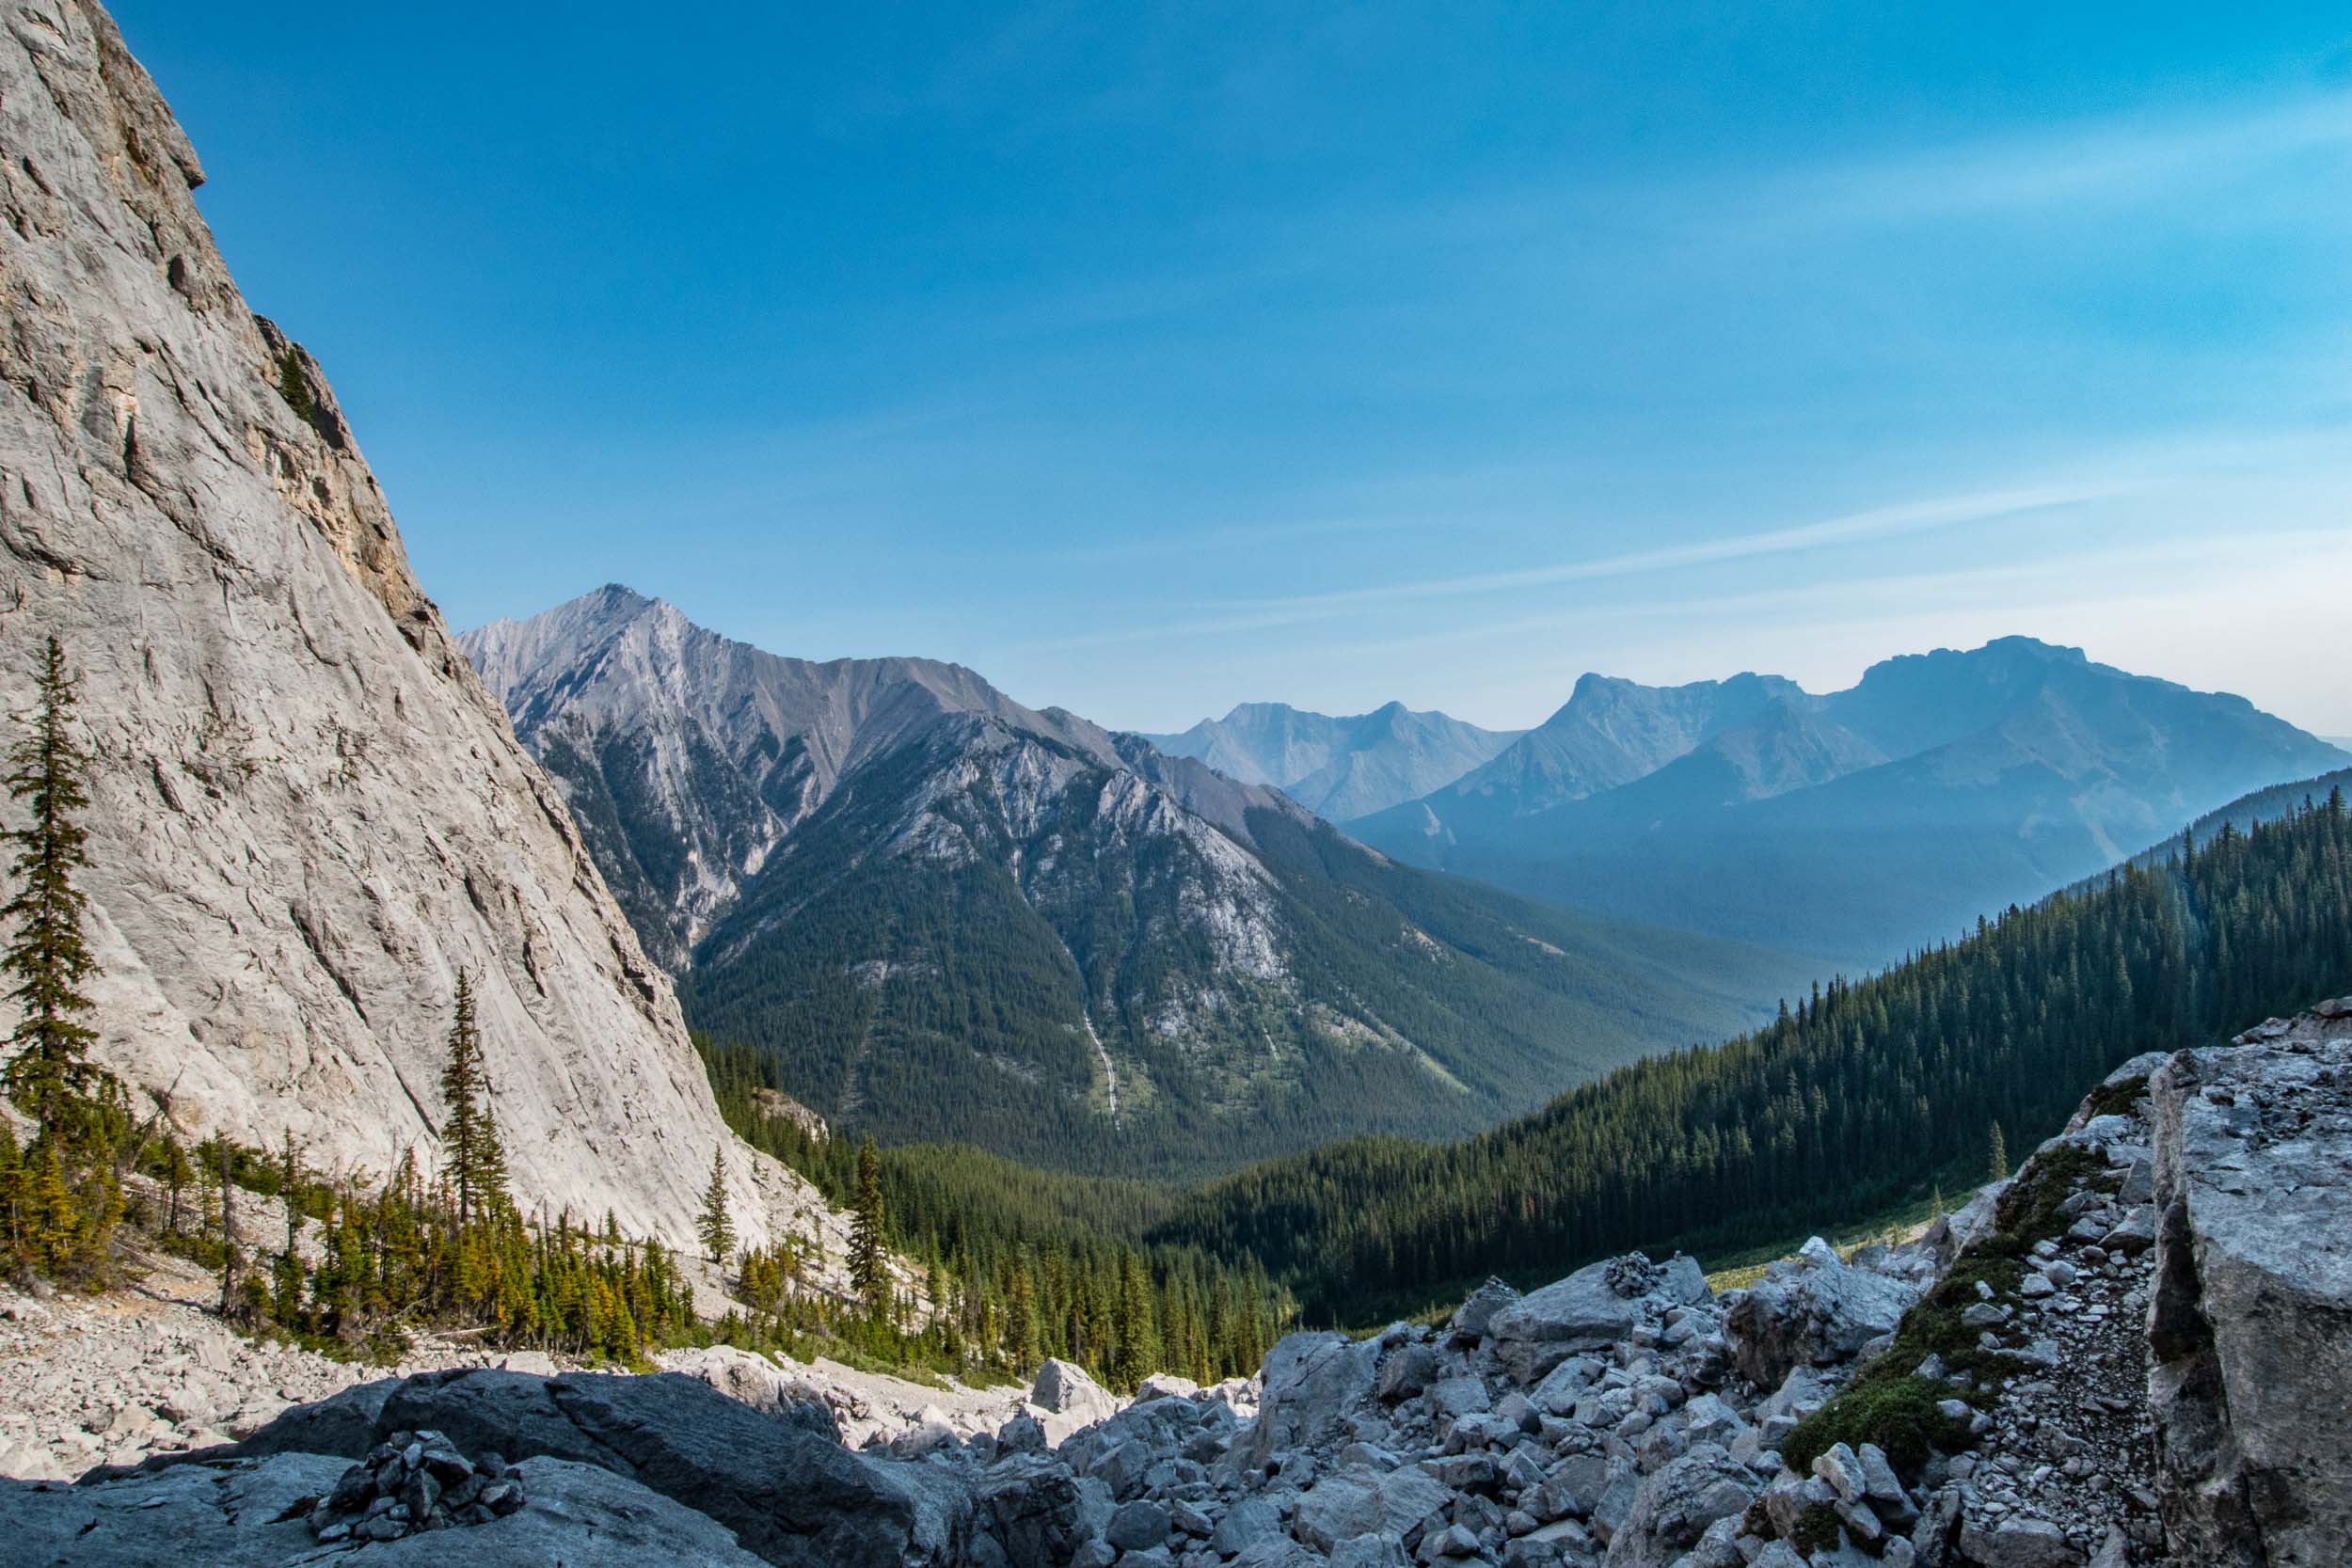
849,1134,886,1312
0,638,125,1282
1786,1379,1967,1511
437,972,508,1227
275,348,326,437
1161,791,2352,1321
2,637,109,1139
2080,1074,2150,1121
697,1032,1290,1388
697,1148,735,1265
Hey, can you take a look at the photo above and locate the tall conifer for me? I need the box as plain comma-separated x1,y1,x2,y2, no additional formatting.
1,637,107,1140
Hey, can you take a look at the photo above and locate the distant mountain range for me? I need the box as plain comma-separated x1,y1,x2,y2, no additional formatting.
1140,703,1523,820
1349,638,2348,965
462,589,1803,1177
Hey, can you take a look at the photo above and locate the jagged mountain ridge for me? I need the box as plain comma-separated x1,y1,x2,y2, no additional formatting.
463,590,1807,1176
1140,701,1523,821
0,1,836,1255
1354,638,2348,965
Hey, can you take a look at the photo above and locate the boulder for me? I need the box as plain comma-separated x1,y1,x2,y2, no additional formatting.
1450,1277,1522,1344
1225,1333,1380,1476
362,1369,972,1566
2147,1031,2352,1568
1955,1514,2080,1568
1724,1238,1921,1388
1032,1359,1120,1427
972,1453,1112,1568
656,1347,843,1440
0,1452,769,1566
1486,1257,1656,1384
1600,1443,1756,1568
160,1377,396,1467
1377,1340,1438,1402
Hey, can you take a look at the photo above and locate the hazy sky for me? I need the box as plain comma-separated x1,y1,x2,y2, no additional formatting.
118,3,2352,734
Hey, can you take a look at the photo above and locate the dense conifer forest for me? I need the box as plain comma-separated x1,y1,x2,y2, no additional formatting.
698,1035,1291,1386
1159,789,2352,1321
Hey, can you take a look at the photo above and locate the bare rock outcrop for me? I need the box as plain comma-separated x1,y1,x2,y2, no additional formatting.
0,0,823,1250
2145,1006,2352,1568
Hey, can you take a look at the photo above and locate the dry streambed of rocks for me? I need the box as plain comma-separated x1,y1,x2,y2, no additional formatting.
1,1003,2344,1567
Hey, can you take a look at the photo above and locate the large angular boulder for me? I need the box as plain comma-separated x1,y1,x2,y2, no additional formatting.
1724,1238,1921,1388
2146,1025,2352,1568
1225,1333,1381,1476
0,1452,769,1566
349,1369,971,1566
1487,1255,1675,1384
973,1453,1114,1568
1601,1443,1756,1568
657,1347,844,1440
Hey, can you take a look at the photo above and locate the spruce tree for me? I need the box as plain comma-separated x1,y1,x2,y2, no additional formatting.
849,1133,886,1314
1,637,107,1141
438,972,507,1226
1987,1120,2010,1183
698,1147,736,1264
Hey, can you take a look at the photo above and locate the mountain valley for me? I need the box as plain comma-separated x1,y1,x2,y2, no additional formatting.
463,589,1805,1176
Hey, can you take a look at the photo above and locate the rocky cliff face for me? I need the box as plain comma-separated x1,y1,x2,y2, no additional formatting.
2146,1006,2352,1567
0,1,826,1250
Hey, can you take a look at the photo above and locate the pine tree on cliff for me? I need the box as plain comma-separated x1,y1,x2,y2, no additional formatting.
438,972,508,1227
849,1133,886,1313
1,637,109,1142
698,1146,736,1265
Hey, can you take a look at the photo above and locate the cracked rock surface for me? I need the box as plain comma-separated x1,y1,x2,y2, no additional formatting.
0,0,830,1252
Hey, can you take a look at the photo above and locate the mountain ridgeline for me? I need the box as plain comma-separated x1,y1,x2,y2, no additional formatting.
1351,640,2347,968
461,590,1804,1178
1141,701,1523,820
1163,780,2352,1321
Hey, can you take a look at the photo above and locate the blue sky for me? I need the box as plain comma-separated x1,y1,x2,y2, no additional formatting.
118,2,2352,734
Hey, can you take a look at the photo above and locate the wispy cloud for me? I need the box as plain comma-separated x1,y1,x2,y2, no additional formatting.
1010,480,2113,653
1777,90,2352,227
1214,482,2118,618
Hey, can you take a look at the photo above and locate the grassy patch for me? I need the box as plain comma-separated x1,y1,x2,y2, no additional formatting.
1782,1374,1974,1474
1775,1136,2116,1480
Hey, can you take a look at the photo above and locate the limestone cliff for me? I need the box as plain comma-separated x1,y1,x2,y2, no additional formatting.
0,0,825,1251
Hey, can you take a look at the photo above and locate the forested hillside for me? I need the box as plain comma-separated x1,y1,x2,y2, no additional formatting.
471,588,1811,1181
1163,786,2352,1320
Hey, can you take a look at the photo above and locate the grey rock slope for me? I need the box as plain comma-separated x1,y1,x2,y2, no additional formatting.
462,590,1803,1177
8,1003,2344,1566
1358,640,2347,966
0,1,826,1249
1142,701,1524,822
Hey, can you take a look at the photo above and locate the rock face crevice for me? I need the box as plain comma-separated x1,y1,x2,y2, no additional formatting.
0,0,824,1250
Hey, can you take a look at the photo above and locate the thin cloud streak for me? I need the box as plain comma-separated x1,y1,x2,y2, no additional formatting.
1215,483,2120,619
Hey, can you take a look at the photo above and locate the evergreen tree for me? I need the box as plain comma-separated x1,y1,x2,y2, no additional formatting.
1987,1120,2010,1184
849,1133,886,1313
0,637,107,1141
437,972,508,1226
698,1147,736,1264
